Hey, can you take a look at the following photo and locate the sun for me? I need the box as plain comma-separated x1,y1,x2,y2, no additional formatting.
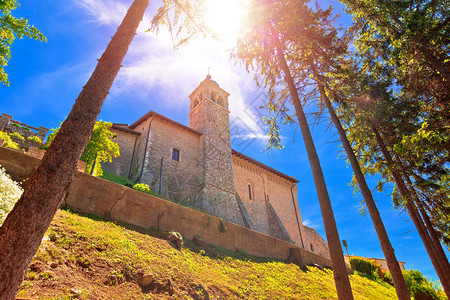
204,0,249,46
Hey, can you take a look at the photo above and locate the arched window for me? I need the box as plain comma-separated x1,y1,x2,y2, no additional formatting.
248,183,253,200
310,243,314,252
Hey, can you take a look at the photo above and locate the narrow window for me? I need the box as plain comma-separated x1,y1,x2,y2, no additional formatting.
310,243,314,252
248,184,252,200
172,149,180,161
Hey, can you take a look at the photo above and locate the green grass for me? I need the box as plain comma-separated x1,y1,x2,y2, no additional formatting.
100,170,134,187
19,209,399,299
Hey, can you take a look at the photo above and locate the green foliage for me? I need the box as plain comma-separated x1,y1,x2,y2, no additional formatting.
350,256,445,299
0,130,19,149
0,164,23,224
18,209,399,299
26,135,42,143
401,269,446,300
45,121,120,177
349,257,384,281
9,131,24,140
100,171,134,187
1,0,47,85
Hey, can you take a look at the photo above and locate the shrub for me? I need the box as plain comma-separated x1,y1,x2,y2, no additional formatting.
10,122,21,128
9,132,25,140
349,257,382,280
0,131,19,149
133,183,151,194
402,269,445,300
0,165,23,225
27,136,42,143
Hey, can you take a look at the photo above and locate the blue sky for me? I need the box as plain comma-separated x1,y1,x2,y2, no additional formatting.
1,0,448,285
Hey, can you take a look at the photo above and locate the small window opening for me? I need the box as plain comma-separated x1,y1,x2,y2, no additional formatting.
172,149,180,161
248,184,252,200
310,243,314,252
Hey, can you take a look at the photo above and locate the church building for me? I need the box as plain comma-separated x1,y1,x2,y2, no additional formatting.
103,75,329,259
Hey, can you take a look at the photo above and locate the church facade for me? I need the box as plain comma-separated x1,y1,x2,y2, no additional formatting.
103,75,329,258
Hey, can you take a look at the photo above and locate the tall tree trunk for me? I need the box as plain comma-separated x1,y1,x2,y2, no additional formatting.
371,125,450,298
0,0,150,298
275,44,354,300
315,81,410,300
398,162,450,283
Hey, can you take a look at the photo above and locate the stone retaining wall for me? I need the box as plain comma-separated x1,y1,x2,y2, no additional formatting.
0,146,332,268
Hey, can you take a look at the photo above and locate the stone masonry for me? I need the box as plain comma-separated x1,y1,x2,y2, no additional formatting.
102,75,330,259
0,113,49,150
188,76,245,226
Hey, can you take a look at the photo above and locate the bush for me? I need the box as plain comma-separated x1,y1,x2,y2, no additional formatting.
0,131,19,149
0,165,23,225
402,269,445,300
27,136,42,143
349,257,383,280
133,183,151,194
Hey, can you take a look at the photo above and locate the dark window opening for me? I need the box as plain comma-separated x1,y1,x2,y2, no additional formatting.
310,243,314,252
248,184,252,200
172,149,180,161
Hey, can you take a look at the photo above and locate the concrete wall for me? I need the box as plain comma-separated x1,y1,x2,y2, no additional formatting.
0,146,331,268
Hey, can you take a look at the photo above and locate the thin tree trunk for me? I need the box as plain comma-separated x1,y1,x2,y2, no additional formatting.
399,164,450,284
316,81,410,300
371,125,450,298
0,1,150,298
275,44,354,300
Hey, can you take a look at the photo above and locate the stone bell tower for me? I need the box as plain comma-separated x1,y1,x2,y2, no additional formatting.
189,75,245,226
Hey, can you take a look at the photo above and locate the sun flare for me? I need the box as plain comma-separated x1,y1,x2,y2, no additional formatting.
204,0,248,46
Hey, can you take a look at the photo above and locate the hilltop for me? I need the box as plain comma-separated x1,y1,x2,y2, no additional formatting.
17,209,397,299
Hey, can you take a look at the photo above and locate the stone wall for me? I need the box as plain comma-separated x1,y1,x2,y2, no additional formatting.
129,118,151,182
140,117,203,203
189,79,245,226
301,225,330,259
0,113,49,147
232,155,305,247
101,126,139,178
0,145,332,268
27,146,86,173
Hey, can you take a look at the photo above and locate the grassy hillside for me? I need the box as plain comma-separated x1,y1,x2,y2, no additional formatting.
18,209,397,299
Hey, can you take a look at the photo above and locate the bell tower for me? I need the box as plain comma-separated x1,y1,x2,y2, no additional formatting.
189,75,245,226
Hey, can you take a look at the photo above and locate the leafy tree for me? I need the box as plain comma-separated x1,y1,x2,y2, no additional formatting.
331,61,450,297
0,0,150,298
0,0,46,85
339,0,450,106
234,1,356,298
44,121,120,177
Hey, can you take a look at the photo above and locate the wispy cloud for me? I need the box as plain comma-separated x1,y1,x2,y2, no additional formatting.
73,0,267,139
303,218,322,230
77,0,128,26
